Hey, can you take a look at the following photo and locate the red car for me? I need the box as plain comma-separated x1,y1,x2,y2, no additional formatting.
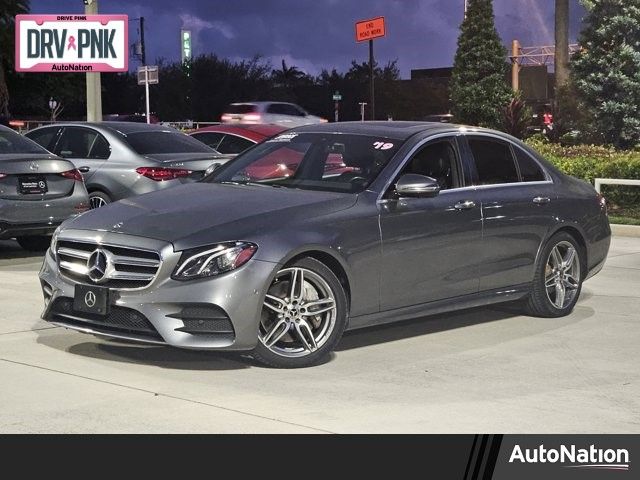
190,124,353,180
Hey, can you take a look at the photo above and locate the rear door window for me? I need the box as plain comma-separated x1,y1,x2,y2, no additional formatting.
191,132,224,149
514,147,547,182
25,127,61,152
55,127,104,159
468,137,519,185
217,135,254,154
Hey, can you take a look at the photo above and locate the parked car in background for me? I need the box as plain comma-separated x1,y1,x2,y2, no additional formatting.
221,102,327,127
26,122,231,209
190,124,286,154
0,125,88,251
39,122,610,367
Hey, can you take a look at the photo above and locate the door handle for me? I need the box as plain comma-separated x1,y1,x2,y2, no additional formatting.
454,200,476,210
533,196,551,204
78,166,91,173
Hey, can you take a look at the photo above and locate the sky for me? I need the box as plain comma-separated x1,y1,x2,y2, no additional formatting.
30,0,586,79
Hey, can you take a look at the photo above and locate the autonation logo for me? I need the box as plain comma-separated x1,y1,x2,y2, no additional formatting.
509,444,630,471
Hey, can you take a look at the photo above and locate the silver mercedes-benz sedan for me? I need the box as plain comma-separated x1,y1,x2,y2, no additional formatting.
25,122,231,209
0,125,88,251
39,122,611,368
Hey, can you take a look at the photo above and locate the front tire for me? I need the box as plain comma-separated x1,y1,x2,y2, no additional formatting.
16,235,52,252
526,232,584,317
252,257,348,368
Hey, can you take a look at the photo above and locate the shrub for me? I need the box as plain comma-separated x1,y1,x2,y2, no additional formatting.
526,138,640,207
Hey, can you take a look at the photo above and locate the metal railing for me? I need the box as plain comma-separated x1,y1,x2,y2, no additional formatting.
594,178,640,194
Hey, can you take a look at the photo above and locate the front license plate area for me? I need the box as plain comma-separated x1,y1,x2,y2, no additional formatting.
18,175,48,194
73,285,110,316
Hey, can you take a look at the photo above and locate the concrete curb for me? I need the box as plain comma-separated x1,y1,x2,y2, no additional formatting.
611,224,640,237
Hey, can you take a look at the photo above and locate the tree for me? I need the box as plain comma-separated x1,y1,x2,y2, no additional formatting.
572,0,640,148
0,0,29,117
450,0,512,129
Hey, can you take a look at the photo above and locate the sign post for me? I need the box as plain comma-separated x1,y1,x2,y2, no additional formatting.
355,16,386,121
332,91,342,122
137,65,159,124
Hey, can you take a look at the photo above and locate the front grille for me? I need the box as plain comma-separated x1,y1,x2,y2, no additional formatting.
47,297,162,341
57,239,161,289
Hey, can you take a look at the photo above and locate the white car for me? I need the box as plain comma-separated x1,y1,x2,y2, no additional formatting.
221,102,327,127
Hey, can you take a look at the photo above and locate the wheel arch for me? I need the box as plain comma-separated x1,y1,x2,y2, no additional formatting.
281,247,352,310
535,223,589,275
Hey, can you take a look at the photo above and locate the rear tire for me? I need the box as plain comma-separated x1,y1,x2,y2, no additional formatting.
252,257,348,368
16,235,51,252
525,232,584,317
89,191,111,209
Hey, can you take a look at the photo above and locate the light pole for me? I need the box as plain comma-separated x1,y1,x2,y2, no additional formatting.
83,0,102,122
48,97,58,122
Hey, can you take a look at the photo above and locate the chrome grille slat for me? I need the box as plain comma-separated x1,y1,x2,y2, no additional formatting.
58,247,91,260
56,239,161,290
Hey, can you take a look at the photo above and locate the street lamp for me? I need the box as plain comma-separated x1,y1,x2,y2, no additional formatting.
48,97,58,122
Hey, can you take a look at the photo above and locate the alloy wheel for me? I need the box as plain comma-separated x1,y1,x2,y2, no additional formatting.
545,241,580,309
89,195,107,209
259,267,337,358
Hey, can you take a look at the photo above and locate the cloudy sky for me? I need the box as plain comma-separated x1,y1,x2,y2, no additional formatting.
30,0,586,78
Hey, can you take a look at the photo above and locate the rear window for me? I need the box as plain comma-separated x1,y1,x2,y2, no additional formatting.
123,131,215,155
225,104,258,114
0,129,50,155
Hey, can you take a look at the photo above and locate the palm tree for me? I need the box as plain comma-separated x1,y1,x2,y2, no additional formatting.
555,0,570,88
272,59,305,90
0,0,30,117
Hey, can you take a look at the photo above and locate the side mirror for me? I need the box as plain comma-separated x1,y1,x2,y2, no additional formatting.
395,174,441,198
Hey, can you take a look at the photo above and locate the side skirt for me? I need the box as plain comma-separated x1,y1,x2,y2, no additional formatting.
346,284,531,331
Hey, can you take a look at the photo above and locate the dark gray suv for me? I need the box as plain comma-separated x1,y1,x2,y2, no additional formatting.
26,122,231,209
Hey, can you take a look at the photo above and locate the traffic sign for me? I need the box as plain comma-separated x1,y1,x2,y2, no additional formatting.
355,16,385,43
137,65,158,85
333,93,342,101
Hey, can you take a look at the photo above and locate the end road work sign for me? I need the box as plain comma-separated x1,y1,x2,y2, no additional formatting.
15,14,128,72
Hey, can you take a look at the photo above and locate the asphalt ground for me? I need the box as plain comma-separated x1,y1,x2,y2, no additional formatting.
0,236,638,433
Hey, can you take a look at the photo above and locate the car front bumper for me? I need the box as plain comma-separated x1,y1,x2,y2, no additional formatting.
39,230,279,351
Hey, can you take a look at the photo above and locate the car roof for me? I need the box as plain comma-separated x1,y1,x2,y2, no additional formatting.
29,122,178,135
191,124,286,140
289,121,468,140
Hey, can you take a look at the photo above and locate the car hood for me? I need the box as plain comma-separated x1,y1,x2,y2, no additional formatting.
64,183,357,250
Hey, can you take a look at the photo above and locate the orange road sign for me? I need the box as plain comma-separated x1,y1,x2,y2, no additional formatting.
355,16,386,42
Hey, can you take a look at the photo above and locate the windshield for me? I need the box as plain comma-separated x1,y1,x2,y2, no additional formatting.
123,131,217,155
0,129,50,155
208,132,402,193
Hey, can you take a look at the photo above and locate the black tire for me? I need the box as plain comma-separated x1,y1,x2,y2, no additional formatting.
89,191,111,209
525,231,585,318
16,235,52,252
252,257,348,368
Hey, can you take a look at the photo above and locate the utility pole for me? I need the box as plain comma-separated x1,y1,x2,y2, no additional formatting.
84,0,102,122
369,40,375,120
140,17,146,65
359,102,367,121
555,0,570,88
511,40,520,91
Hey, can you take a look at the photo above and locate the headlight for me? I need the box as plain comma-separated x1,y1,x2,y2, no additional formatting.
49,226,61,261
171,242,258,280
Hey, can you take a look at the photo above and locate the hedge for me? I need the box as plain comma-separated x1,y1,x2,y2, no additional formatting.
525,137,640,208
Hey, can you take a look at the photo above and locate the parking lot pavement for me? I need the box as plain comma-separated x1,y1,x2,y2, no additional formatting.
0,237,639,433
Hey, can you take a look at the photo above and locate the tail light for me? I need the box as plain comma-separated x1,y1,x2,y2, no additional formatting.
243,114,261,123
597,192,607,213
319,118,329,123
0,173,6,179
59,169,84,182
221,114,232,122
136,167,193,181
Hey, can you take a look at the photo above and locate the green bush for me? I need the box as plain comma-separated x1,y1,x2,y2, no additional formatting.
526,138,640,208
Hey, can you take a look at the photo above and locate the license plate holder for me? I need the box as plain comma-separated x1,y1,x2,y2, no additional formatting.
18,175,48,195
73,285,111,316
